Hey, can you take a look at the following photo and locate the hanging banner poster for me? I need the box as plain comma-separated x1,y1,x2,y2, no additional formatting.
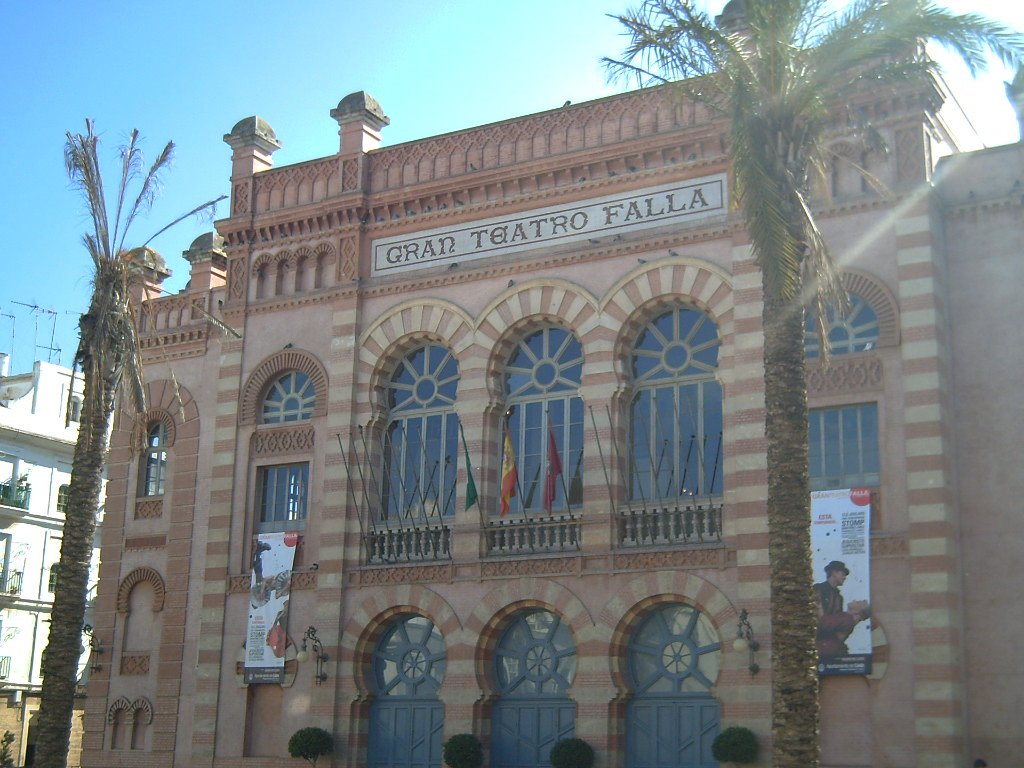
811,488,872,676
244,530,298,683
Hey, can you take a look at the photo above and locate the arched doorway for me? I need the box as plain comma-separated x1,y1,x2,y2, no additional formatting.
626,603,721,768
368,615,446,768
491,609,576,768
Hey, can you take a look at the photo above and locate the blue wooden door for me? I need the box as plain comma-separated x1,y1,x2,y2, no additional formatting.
625,604,722,768
368,615,446,768
491,610,577,768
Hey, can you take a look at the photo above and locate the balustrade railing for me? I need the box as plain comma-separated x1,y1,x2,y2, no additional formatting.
364,522,451,564
0,482,30,511
617,502,722,547
1,570,23,596
485,514,581,556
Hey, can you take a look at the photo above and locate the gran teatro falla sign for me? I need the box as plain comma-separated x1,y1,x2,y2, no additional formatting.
372,173,726,276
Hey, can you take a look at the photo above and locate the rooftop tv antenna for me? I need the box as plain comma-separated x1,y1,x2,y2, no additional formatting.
12,301,62,365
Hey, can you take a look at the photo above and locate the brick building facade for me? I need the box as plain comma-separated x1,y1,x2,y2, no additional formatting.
80,71,1023,768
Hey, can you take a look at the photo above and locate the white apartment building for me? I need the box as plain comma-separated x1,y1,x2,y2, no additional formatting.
0,354,101,766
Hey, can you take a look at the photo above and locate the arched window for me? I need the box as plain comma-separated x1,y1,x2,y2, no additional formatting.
140,424,167,497
625,603,721,767
369,614,447,767
56,484,70,514
503,326,584,516
492,610,577,767
804,293,879,358
630,307,723,503
261,371,316,424
383,344,459,520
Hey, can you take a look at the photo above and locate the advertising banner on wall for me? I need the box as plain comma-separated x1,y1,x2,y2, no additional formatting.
811,488,872,676
244,530,298,684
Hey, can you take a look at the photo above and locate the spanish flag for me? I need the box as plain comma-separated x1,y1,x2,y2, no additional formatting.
500,422,518,516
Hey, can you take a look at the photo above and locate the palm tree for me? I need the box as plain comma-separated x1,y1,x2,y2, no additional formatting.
33,121,223,768
606,2,1023,765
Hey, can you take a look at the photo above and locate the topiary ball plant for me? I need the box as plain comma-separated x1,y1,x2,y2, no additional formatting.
443,733,484,768
711,726,759,764
550,737,596,768
288,726,334,767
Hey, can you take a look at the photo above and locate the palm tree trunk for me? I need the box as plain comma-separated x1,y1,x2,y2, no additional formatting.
763,283,820,768
33,363,116,768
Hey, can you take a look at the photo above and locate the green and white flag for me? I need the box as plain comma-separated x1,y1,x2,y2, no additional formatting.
460,422,478,511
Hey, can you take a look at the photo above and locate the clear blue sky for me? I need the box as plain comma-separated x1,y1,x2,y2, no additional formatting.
0,1,1019,375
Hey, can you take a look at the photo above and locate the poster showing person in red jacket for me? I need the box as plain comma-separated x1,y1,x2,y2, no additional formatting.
811,489,872,675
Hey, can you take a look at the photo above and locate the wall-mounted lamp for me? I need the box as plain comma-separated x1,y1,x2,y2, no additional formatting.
733,609,760,676
83,623,104,672
295,626,328,685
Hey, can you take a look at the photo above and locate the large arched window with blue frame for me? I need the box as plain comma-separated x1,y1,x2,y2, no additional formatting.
491,609,577,768
630,306,723,504
503,326,584,516
383,344,460,521
368,614,447,768
626,603,722,768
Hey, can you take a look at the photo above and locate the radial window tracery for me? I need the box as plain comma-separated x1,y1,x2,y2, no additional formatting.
495,610,576,697
804,292,880,358
261,371,316,423
373,615,446,698
628,604,721,695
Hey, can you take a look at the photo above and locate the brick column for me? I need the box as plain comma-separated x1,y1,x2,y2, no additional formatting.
895,199,966,768
722,239,772,734
190,339,244,766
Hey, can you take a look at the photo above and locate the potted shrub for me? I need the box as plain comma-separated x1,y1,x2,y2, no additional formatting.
443,733,483,768
288,726,334,767
711,726,759,765
550,737,595,768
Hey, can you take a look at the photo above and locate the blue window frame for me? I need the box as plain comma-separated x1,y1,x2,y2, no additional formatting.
262,371,316,423
140,424,167,497
503,327,584,516
808,403,880,491
804,292,880,358
630,307,723,503
383,344,460,521
257,462,309,532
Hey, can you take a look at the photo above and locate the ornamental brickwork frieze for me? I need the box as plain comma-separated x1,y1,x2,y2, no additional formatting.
250,424,315,457
134,499,164,520
120,654,151,675
228,256,248,302
480,557,578,579
807,357,883,395
232,182,250,216
357,563,452,586
612,546,733,572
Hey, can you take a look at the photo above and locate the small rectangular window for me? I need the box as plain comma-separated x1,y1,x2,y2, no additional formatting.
257,463,309,532
48,563,60,593
808,403,880,491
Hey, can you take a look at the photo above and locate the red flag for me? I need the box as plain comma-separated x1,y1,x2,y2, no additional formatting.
543,426,563,514
500,423,518,516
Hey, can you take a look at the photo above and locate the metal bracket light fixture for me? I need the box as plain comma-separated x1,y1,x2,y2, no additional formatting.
82,623,105,672
295,626,328,685
733,609,760,676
